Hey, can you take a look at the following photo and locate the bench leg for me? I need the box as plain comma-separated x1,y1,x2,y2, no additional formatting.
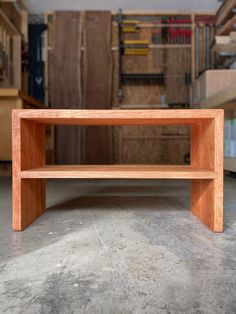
13,177,46,231
190,113,224,232
12,112,46,231
191,178,223,232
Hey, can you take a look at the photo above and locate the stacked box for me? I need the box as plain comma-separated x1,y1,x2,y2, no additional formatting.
224,119,236,157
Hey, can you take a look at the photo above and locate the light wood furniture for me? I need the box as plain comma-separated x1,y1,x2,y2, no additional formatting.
191,70,236,108
200,83,236,109
12,109,224,232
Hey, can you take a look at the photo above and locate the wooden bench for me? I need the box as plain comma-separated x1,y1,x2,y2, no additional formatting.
12,109,224,232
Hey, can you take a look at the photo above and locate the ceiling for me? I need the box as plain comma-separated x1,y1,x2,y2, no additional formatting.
24,0,221,14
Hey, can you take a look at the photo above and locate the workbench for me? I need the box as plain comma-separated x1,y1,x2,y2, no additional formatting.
12,109,224,232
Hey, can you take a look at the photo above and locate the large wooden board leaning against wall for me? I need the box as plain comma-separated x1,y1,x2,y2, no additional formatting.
82,11,113,164
49,11,83,164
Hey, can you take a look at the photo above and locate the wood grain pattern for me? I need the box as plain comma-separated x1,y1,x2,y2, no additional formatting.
190,111,224,232
20,165,216,179
12,112,46,231
83,11,112,109
82,11,112,164
14,109,221,125
50,11,83,164
12,109,224,232
13,177,45,231
191,70,236,106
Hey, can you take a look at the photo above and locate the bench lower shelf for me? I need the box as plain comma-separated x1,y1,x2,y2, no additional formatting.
20,165,217,179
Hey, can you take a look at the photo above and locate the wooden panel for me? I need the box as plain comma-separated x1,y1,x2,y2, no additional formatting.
54,125,82,165
13,177,45,231
205,70,236,98
83,11,112,109
50,12,82,107
161,138,190,164
20,165,217,179
190,111,224,232
15,109,221,125
20,120,45,170
82,11,112,164
120,138,163,164
119,138,190,164
50,11,83,164
12,112,46,231
192,71,236,108
114,125,190,164
191,120,215,170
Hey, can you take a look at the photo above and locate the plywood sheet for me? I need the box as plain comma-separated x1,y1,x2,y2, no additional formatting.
114,125,190,165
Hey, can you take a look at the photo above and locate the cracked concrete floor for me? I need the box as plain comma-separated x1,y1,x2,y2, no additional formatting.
0,176,236,314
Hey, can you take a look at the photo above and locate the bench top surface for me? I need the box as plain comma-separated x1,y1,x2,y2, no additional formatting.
13,109,223,125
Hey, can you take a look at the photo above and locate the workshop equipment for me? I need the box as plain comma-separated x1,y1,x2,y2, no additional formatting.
122,20,139,33
122,73,165,85
122,40,149,55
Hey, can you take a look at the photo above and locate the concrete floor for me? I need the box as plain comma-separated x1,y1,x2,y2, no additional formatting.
0,176,236,314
